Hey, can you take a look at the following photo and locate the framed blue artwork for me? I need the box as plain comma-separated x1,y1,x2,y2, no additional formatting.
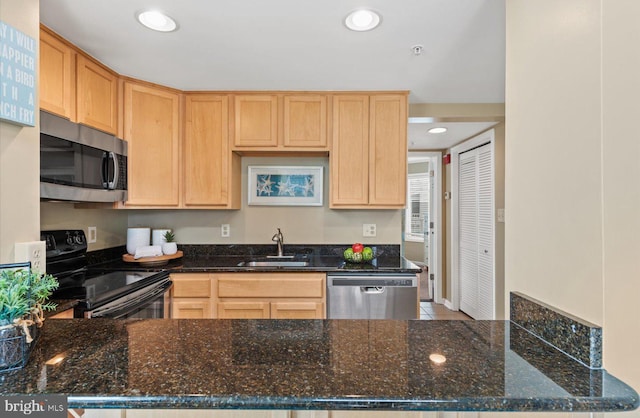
0,21,36,127
248,166,323,206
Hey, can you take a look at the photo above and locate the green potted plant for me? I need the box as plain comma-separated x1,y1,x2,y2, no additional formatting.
161,230,177,255
0,268,58,371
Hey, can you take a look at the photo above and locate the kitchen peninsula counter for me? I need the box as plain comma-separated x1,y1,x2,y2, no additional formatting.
0,318,637,413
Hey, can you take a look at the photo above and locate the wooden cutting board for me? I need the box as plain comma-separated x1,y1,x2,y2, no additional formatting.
122,250,183,266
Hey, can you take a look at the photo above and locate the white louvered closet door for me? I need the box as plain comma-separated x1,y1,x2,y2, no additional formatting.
459,143,494,319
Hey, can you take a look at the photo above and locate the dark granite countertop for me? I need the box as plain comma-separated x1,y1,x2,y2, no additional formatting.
0,319,637,412
87,244,422,274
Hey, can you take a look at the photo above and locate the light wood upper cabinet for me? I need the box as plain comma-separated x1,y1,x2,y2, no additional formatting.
233,95,278,147
369,94,407,206
184,94,241,208
123,81,180,206
330,95,370,206
283,95,328,148
232,93,329,151
330,93,407,208
39,27,75,119
76,55,119,134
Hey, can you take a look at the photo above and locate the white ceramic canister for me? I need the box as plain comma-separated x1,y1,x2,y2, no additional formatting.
126,227,150,255
152,229,171,246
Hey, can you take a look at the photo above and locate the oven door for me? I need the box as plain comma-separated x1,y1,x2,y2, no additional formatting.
84,278,172,319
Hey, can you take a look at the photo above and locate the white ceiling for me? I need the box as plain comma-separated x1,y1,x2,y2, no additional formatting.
408,120,498,150
39,0,506,149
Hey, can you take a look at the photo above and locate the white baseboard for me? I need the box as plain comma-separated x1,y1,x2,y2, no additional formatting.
443,298,455,311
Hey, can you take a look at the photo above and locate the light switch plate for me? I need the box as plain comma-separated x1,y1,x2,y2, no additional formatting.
15,241,46,274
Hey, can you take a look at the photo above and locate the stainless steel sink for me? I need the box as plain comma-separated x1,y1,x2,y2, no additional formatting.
239,260,310,267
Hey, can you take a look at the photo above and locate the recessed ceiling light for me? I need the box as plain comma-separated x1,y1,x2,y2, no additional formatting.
137,10,177,32
428,127,448,134
345,9,381,32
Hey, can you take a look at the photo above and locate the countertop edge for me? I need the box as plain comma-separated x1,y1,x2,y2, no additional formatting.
65,394,640,412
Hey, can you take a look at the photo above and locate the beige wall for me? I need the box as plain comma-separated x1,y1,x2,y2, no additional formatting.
0,0,40,263
40,202,128,250
41,156,402,247
601,0,640,408
126,156,402,245
506,0,640,405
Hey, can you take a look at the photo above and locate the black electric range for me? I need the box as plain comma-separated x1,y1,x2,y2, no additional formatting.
43,230,171,318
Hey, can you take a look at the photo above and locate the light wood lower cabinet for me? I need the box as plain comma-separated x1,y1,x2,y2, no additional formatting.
170,272,325,319
172,299,212,319
271,301,324,319
216,272,326,319
170,273,215,319
218,301,270,319
49,308,74,319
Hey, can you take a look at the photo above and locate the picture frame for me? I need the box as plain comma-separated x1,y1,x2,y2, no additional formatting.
248,166,323,206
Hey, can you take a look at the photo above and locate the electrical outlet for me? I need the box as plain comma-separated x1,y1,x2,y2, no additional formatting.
88,226,97,243
363,223,377,237
221,224,230,237
15,241,46,274
497,208,505,223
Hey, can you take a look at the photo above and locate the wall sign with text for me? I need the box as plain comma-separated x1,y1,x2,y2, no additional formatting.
0,21,36,127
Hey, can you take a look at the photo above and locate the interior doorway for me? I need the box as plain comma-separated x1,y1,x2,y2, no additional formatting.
403,152,443,303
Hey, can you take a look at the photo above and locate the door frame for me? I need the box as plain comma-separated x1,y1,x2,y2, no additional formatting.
449,129,495,315
406,151,443,304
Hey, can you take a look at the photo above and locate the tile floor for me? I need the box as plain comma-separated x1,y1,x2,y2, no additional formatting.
419,301,472,320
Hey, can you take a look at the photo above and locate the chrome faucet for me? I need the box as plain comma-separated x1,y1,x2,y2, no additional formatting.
272,228,284,257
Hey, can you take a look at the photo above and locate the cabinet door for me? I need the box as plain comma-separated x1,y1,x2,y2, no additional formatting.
124,82,180,206
171,274,211,298
271,301,325,319
217,273,325,298
171,299,212,319
218,301,270,319
369,94,407,207
184,95,240,207
76,55,118,134
283,95,327,148
330,95,369,207
39,28,75,119
233,95,278,147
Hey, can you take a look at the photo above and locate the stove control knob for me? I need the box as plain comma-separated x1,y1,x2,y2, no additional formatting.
66,234,74,245
74,234,85,245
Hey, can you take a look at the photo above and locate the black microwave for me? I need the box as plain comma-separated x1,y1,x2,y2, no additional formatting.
40,110,127,202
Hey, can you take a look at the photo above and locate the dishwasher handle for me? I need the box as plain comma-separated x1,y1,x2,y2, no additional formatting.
328,276,417,287
362,286,385,294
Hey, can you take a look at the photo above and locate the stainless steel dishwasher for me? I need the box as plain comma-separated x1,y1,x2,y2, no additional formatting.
327,273,418,319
